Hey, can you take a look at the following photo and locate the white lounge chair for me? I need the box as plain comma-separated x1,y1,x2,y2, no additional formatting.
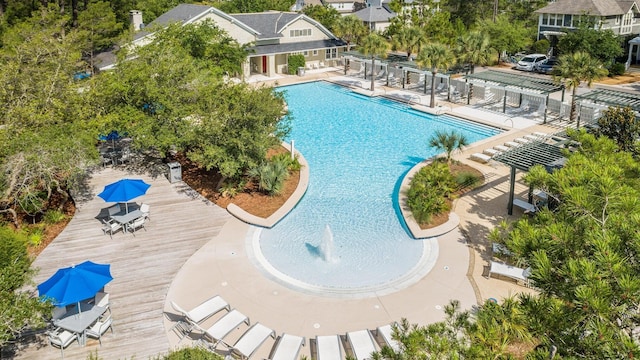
170,296,230,340
375,324,400,352
489,261,532,286
201,309,250,349
483,148,501,157
504,141,520,148
470,153,491,163
494,145,510,152
346,330,378,360
316,335,343,360
532,132,548,138
269,334,305,360
513,137,529,144
228,322,276,359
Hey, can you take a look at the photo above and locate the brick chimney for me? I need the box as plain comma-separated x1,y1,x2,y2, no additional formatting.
129,10,143,31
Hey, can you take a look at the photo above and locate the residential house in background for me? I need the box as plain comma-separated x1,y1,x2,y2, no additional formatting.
353,0,396,31
119,4,345,78
323,0,366,14
534,0,640,64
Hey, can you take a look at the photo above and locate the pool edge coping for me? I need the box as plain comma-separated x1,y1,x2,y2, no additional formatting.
227,141,309,228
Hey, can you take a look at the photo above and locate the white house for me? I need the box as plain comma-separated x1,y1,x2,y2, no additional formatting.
99,4,346,78
353,0,396,31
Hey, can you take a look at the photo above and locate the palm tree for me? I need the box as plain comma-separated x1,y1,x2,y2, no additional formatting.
554,52,608,127
358,33,389,92
456,31,492,99
393,26,426,85
333,15,367,52
416,43,456,108
428,130,468,164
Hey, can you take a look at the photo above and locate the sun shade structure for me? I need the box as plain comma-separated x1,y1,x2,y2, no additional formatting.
98,178,151,213
492,137,569,215
464,70,566,122
38,261,113,307
574,88,640,114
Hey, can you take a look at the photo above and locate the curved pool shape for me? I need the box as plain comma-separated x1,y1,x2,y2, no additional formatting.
253,81,499,296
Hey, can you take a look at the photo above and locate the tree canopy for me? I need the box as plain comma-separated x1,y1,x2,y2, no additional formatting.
557,24,624,66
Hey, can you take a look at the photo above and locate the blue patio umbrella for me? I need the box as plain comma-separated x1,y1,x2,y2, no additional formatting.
98,178,151,213
38,261,113,307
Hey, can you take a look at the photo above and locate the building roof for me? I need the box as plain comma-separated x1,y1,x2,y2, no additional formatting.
230,12,301,39
133,4,214,40
534,0,638,16
353,4,395,22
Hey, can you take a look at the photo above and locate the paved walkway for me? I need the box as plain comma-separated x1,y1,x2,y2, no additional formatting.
18,70,550,360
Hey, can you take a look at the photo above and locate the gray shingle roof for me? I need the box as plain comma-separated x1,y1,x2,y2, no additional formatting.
534,0,638,16
353,4,396,22
133,4,212,40
230,12,301,38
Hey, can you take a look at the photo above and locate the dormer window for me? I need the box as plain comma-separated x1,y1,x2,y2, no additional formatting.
290,29,312,37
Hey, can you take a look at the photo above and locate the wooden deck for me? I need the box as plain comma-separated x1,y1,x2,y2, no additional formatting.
16,167,230,360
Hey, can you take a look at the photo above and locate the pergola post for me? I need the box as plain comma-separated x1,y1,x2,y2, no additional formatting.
466,79,471,105
543,95,549,124
508,166,516,215
502,89,507,113
364,63,367,80
402,70,405,89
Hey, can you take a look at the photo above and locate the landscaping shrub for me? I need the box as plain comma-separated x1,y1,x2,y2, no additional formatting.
248,159,290,196
287,54,305,75
608,62,626,77
455,171,482,189
43,209,67,224
531,39,549,55
270,152,301,171
407,162,456,224
151,347,222,360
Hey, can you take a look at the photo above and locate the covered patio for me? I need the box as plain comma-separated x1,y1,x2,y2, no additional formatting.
463,70,566,123
574,88,640,127
492,134,570,215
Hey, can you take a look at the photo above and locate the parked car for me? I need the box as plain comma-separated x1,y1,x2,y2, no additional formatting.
535,58,558,74
515,54,547,72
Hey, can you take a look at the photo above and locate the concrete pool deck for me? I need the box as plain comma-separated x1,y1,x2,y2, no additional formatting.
18,69,549,360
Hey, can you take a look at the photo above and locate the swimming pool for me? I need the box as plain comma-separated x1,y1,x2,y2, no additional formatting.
249,81,500,296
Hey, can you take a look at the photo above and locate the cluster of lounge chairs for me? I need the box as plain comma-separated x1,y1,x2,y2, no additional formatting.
470,131,550,164
169,296,401,359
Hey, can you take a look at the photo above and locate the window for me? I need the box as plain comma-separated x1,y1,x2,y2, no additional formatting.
325,48,337,59
303,51,308,56
289,28,312,37
622,11,634,34
313,50,318,56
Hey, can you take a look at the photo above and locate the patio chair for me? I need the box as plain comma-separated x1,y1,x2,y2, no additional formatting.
346,330,378,360
140,203,150,221
269,333,305,360
94,292,111,314
199,309,250,349
315,335,342,360
170,296,230,341
101,219,123,238
127,217,146,235
488,261,532,286
52,306,67,321
228,322,276,359
85,314,114,346
107,204,121,217
375,324,400,352
47,327,77,359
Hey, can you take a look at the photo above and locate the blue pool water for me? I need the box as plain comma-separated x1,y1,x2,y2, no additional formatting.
255,81,499,293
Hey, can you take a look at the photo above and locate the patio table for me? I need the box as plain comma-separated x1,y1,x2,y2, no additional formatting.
111,210,144,231
54,304,106,346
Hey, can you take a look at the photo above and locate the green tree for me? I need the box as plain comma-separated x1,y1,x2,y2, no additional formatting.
0,226,52,349
554,52,608,125
77,1,123,69
333,15,367,52
416,42,455,108
0,4,97,223
302,4,340,31
358,32,389,92
428,130,468,164
455,30,492,99
595,106,640,155
216,0,295,13
557,24,623,67
482,14,531,63
504,133,640,358
392,25,425,61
